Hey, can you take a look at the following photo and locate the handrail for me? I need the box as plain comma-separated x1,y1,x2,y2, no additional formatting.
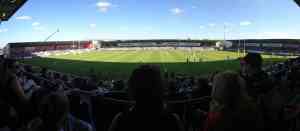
65,89,211,105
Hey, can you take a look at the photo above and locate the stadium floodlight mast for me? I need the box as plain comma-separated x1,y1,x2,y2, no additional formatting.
44,29,60,42
223,24,226,41
244,39,246,56
237,26,247,56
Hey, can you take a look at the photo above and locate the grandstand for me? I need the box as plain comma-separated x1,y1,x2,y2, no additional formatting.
4,39,300,59
227,39,300,55
5,40,94,58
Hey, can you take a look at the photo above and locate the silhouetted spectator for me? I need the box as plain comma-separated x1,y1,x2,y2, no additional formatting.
109,65,184,131
203,71,263,131
0,59,29,129
54,73,61,80
28,91,92,131
240,53,272,99
71,78,86,90
84,78,98,91
41,67,48,78
113,80,125,91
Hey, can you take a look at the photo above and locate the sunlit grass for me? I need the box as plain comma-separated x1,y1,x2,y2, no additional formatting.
22,50,290,79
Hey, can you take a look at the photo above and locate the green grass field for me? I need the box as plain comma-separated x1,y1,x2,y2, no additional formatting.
22,50,290,79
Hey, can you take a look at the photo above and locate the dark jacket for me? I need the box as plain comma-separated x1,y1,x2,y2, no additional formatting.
109,106,184,131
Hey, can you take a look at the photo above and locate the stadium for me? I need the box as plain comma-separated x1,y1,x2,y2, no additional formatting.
0,0,300,131
4,39,298,78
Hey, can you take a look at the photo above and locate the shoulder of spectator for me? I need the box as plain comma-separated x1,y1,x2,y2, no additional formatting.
171,113,184,131
26,117,43,131
67,114,93,131
108,112,124,131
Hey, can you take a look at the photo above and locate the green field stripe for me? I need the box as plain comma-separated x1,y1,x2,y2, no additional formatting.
104,51,136,62
22,50,289,79
121,50,141,63
90,51,131,61
164,50,177,62
91,51,130,61
170,50,187,62
139,50,151,63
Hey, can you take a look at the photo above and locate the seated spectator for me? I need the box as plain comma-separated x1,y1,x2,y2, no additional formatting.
84,78,98,91
20,75,39,98
71,77,86,90
203,71,263,131
240,53,272,99
61,74,72,88
46,72,55,81
54,73,62,81
0,59,29,130
113,80,125,91
24,65,34,73
40,67,48,78
28,91,92,131
61,74,70,82
109,65,184,131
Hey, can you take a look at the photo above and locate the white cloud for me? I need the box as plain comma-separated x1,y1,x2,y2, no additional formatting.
0,29,8,33
31,22,45,31
199,26,205,29
15,16,32,20
170,8,184,15
96,1,112,12
89,24,96,28
240,21,252,26
32,22,40,26
208,23,216,27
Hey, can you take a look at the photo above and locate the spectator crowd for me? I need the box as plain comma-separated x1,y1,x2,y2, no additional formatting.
0,52,299,131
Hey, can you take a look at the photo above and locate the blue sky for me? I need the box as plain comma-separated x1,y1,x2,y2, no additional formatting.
0,0,300,47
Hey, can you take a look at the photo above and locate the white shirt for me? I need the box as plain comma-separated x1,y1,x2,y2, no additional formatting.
24,79,36,92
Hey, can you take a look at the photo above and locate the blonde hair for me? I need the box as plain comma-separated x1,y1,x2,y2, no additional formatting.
212,71,251,111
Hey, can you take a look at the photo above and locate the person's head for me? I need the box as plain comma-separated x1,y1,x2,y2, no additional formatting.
113,80,125,91
24,65,33,73
240,53,263,77
38,92,69,129
54,73,61,80
71,77,85,89
128,65,164,103
61,75,69,82
41,67,48,74
211,71,249,112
